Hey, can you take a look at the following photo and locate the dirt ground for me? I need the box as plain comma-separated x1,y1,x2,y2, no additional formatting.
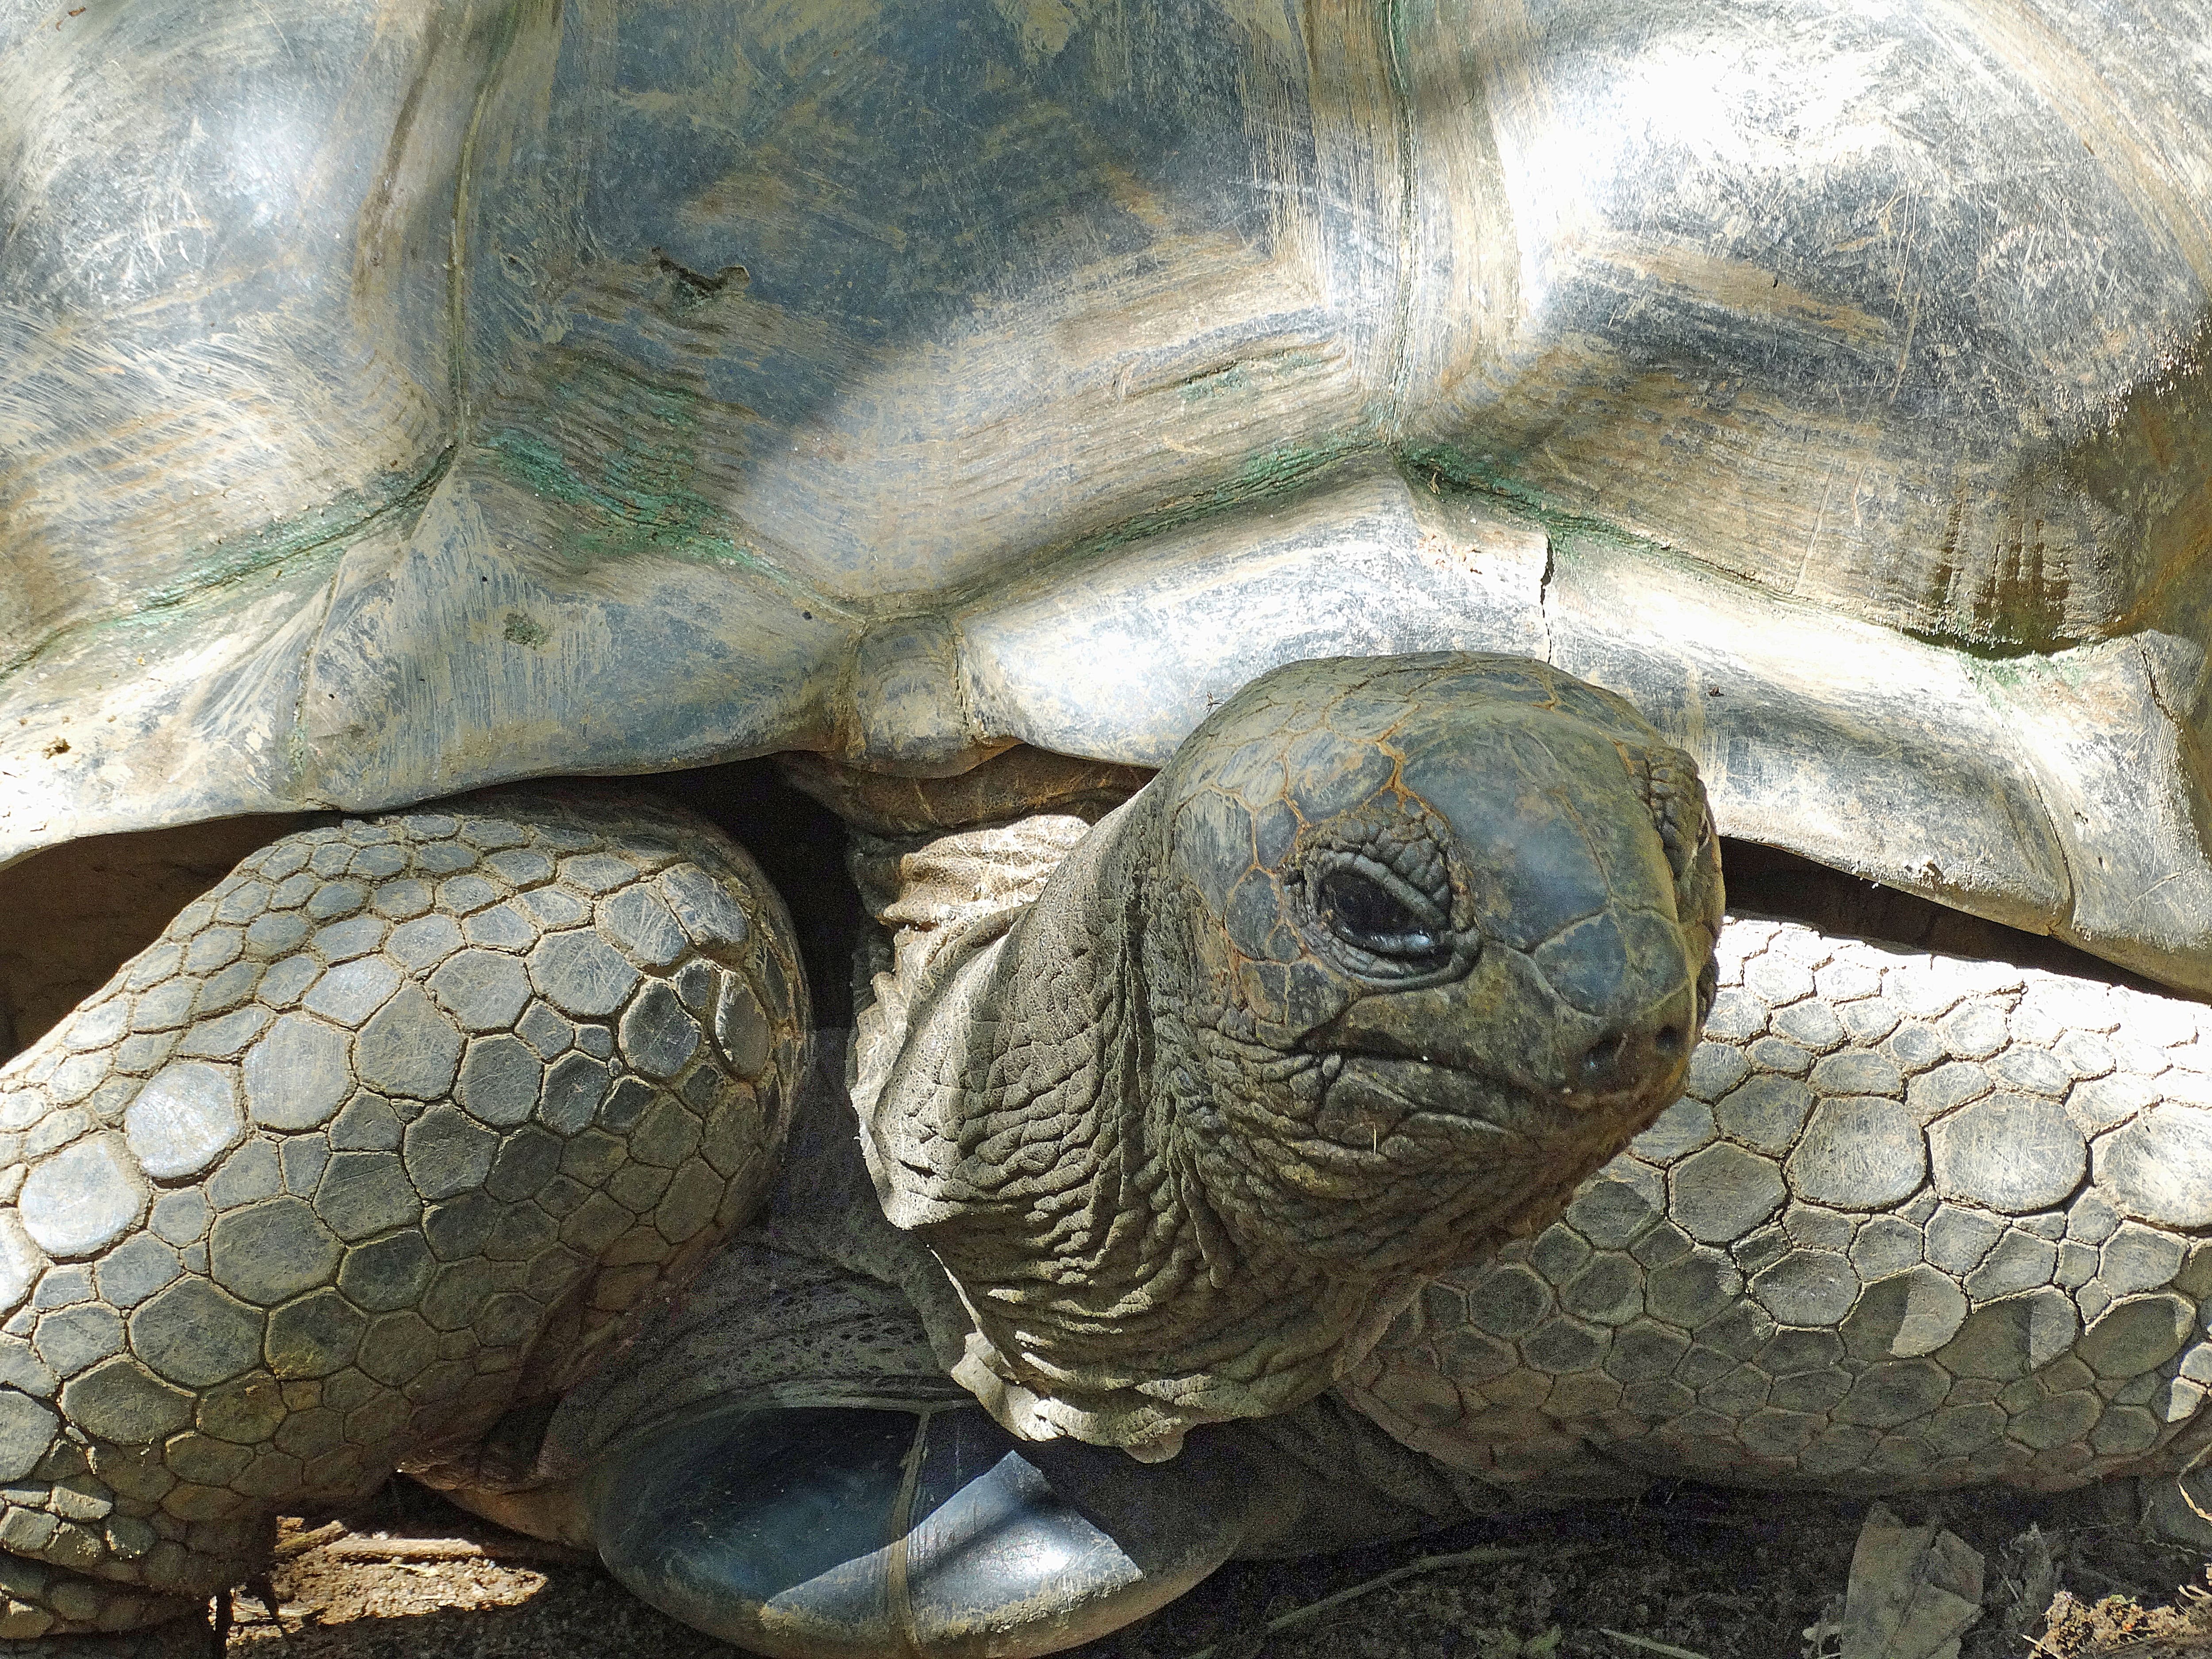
207,1476,2212,1659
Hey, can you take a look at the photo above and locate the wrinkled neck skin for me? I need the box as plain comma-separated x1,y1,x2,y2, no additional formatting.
859,796,1547,1460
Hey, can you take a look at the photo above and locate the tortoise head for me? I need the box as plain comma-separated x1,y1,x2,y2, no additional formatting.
1141,653,1724,1277
877,652,1723,1452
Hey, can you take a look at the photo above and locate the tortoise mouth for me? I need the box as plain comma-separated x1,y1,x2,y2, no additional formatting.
1322,1047,1688,1141
1322,1054,1539,1136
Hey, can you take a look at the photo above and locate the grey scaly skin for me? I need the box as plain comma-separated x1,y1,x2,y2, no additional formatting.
1352,915,2212,1502
0,792,806,1640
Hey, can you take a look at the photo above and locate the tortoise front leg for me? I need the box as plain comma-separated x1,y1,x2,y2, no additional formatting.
1351,914,2212,1501
0,792,806,1641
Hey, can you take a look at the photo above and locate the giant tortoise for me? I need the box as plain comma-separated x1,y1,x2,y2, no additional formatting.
3,0,2212,1652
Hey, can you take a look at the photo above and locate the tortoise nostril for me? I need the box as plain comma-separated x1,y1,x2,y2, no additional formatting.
1579,1033,1623,1082
1576,1012,1690,1089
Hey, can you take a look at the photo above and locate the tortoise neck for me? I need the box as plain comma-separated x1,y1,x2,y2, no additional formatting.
861,795,1390,1457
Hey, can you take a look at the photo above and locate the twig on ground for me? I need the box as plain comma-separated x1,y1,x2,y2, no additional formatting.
1178,1544,1555,1659
273,1521,349,1561
2179,1436,2212,1529
280,1529,585,1564
1599,1631,1713,1659
323,1532,584,1563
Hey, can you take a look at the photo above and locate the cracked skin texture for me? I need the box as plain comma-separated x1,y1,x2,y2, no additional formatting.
862,653,1724,1457
0,794,806,1639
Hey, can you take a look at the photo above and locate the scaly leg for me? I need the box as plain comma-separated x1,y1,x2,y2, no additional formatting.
0,791,806,1641
1354,913,2212,1502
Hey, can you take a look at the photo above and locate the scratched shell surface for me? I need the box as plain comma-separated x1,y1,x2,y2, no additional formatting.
3,0,2211,993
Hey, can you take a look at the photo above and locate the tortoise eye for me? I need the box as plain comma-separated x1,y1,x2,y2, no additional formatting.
1312,862,1451,967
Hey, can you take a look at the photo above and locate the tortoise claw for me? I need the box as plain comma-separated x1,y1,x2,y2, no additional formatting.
586,1402,1261,1658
